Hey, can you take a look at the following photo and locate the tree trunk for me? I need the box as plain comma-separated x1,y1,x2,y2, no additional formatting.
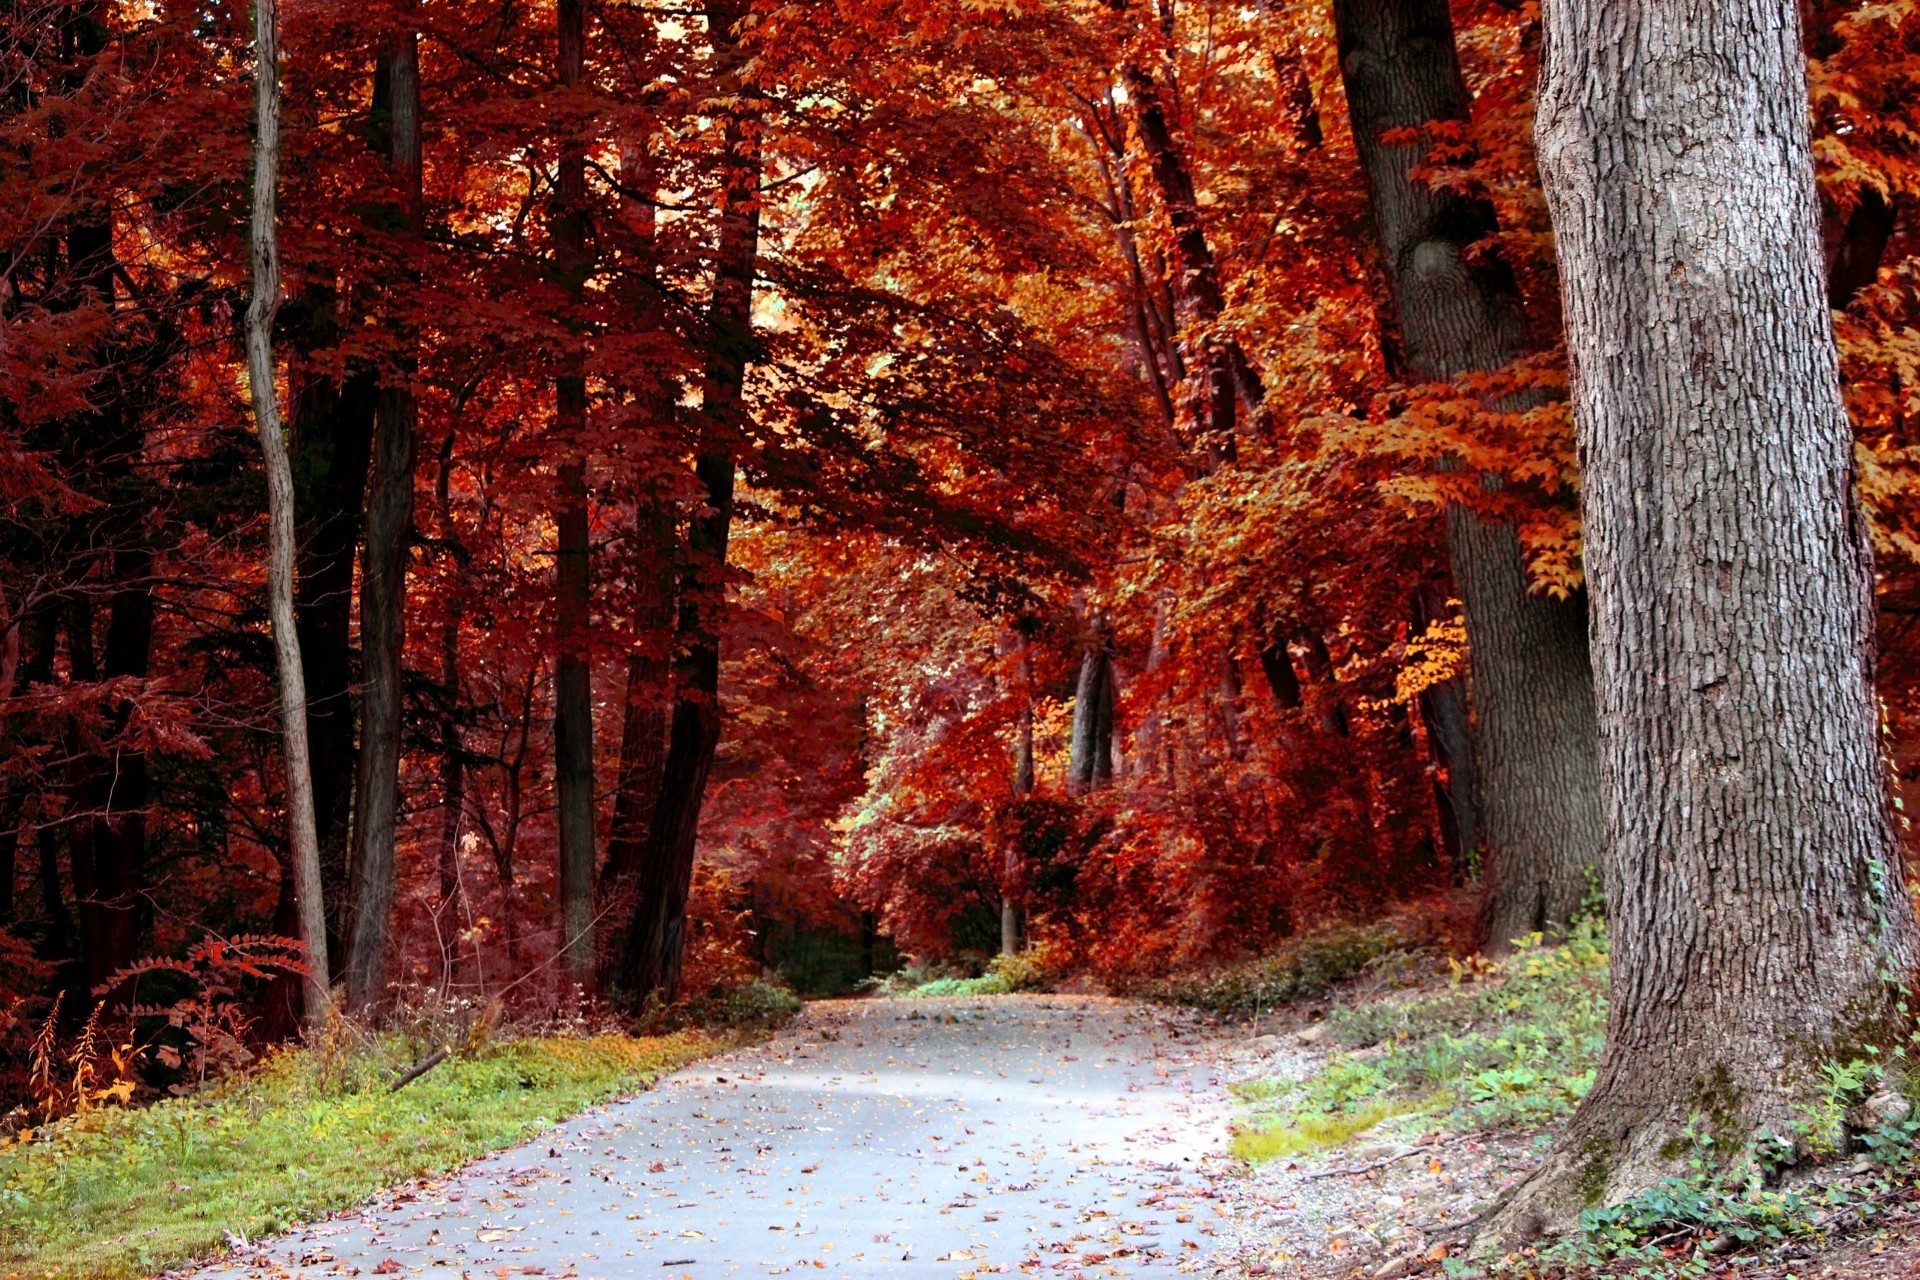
1411,584,1478,872
68,559,153,995
289,361,377,957
13,610,70,963
264,357,374,1034
1331,0,1604,948
345,25,422,1010
1827,187,1895,311
1479,0,1920,1243
1216,652,1246,761
1451,516,1603,940
1298,633,1350,738
1067,634,1115,795
432,434,466,931
594,133,675,982
1002,636,1035,957
249,0,332,1026
1259,636,1303,710
609,0,759,1009
550,0,596,985
597,600,673,930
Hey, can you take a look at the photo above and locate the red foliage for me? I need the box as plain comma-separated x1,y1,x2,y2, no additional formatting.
0,0,1916,1075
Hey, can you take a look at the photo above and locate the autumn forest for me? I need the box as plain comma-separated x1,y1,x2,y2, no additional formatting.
4,0,1920,1269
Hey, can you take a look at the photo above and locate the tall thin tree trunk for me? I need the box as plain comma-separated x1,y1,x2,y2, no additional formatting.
433,434,466,922
1331,0,1604,949
13,610,69,963
289,363,377,957
597,585,673,943
346,23,423,1010
596,134,675,984
550,0,596,985
49,9,157,999
1002,634,1035,957
1479,0,1920,1242
610,0,760,1009
1067,627,1115,795
249,0,331,1025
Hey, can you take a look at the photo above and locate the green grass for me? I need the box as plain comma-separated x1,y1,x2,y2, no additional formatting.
0,1029,738,1280
897,951,1058,998
1232,921,1609,1162
1232,1092,1452,1161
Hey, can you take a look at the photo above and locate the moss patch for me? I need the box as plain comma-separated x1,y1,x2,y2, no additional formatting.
1231,1092,1452,1161
1577,1134,1615,1207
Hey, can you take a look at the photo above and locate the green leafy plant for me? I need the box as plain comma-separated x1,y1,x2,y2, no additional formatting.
1232,923,1609,1163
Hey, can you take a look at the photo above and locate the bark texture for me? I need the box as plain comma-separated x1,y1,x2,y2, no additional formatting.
248,0,331,1024
1479,0,1920,1244
1452,514,1605,944
346,27,423,1010
1332,0,1605,946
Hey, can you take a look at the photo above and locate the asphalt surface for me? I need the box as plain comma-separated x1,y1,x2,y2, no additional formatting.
194,996,1237,1280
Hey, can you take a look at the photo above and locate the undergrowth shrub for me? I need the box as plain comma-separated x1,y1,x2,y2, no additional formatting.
672,977,802,1028
1144,915,1439,1016
1232,922,1609,1161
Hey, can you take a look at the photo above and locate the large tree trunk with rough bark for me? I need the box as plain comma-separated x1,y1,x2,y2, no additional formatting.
1478,0,1920,1244
249,0,332,1026
345,25,423,1010
608,0,760,1010
1332,0,1605,948
549,0,597,985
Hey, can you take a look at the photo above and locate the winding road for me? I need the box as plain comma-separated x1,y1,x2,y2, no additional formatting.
197,996,1245,1280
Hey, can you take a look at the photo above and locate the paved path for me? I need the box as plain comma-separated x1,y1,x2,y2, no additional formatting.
200,996,1240,1280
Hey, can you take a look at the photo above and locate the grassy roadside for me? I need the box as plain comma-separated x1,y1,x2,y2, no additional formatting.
1221,924,1920,1277
1229,922,1608,1161
0,1027,753,1280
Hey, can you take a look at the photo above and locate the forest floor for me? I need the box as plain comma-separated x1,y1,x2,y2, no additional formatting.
113,985,1919,1280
